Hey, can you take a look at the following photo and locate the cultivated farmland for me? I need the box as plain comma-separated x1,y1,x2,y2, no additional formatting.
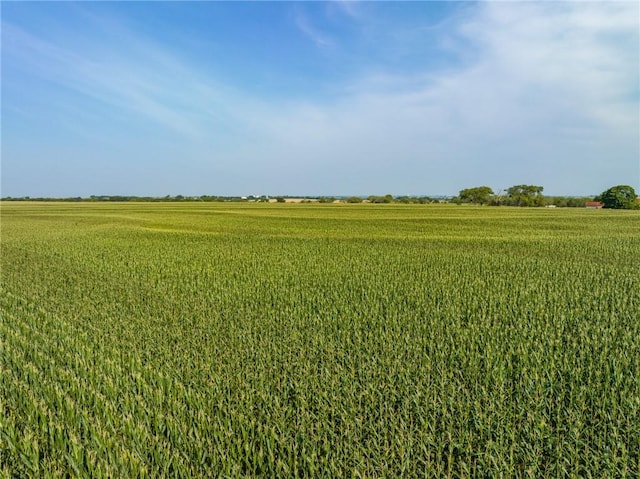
1,202,639,477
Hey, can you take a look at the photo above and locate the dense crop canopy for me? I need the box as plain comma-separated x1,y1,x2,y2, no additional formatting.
1,203,639,477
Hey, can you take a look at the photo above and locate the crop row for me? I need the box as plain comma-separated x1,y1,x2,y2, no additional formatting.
1,203,639,477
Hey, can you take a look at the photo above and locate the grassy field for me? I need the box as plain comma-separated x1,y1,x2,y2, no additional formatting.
1,202,639,477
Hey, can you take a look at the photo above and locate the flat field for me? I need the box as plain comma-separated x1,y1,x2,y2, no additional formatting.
1,202,638,477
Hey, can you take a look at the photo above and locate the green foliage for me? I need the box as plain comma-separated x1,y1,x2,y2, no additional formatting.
392,196,436,204
346,196,363,203
367,194,394,204
546,196,591,207
500,184,546,206
458,186,494,204
1,203,639,477
599,185,638,209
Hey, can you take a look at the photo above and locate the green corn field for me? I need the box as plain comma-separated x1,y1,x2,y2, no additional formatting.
1,202,638,477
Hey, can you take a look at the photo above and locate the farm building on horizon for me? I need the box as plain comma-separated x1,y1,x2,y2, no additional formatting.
585,201,604,209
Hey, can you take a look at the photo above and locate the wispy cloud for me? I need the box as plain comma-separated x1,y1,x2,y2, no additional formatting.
293,8,334,47
329,0,363,20
2,18,241,141
2,2,637,197
248,2,639,195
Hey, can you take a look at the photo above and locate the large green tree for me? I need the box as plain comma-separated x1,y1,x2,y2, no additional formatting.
599,185,638,209
459,186,494,205
506,184,544,206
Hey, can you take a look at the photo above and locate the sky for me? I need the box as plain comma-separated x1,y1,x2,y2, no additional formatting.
2,1,639,197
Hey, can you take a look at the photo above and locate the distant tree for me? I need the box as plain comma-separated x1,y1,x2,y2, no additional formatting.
367,194,394,204
276,197,286,203
396,196,433,204
547,196,590,208
459,186,494,205
347,196,363,203
506,185,544,206
599,185,638,209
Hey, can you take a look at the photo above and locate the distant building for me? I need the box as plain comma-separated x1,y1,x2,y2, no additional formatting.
585,201,604,209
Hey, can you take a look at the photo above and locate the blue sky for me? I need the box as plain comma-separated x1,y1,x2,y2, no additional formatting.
2,1,638,197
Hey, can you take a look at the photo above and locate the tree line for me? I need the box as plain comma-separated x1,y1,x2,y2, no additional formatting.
2,185,637,208
454,184,639,209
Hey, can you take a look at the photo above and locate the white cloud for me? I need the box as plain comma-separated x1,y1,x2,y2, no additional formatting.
3,2,638,196
243,1,639,195
293,8,334,47
328,0,363,20
2,19,244,141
